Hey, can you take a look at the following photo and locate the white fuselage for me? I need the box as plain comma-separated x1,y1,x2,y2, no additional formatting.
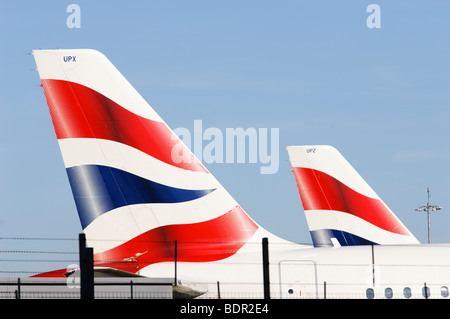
139,231,450,299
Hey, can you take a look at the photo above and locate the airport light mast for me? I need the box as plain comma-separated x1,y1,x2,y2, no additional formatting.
415,187,442,244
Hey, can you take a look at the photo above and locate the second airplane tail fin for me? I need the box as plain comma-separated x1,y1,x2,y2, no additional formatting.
287,145,419,247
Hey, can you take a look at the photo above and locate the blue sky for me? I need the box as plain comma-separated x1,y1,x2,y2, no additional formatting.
0,1,449,275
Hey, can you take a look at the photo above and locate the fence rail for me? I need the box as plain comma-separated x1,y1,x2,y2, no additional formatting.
0,277,174,299
0,278,448,299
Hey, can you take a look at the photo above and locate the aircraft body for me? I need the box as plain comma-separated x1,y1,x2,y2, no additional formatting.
32,49,450,299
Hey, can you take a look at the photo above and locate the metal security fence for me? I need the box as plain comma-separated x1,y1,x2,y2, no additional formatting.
0,277,173,299
0,236,79,277
1,278,447,300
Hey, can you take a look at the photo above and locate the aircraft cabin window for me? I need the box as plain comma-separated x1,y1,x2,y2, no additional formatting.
403,287,412,299
422,286,430,298
441,286,449,298
366,288,374,299
385,287,393,299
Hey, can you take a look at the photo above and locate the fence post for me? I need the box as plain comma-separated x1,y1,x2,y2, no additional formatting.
262,237,270,299
130,280,134,299
424,282,429,299
79,233,94,299
15,278,21,299
217,281,221,299
174,240,178,286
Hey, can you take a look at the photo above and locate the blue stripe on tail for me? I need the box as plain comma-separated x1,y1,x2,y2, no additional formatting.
66,165,216,228
310,229,377,247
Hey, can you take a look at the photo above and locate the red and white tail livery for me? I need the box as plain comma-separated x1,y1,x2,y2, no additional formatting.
32,49,284,278
287,145,419,247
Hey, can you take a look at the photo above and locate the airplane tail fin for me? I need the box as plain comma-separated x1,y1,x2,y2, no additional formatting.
32,49,267,275
287,145,419,247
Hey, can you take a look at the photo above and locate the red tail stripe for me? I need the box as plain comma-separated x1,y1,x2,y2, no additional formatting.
292,167,410,235
41,79,206,173
32,206,258,278
92,206,258,273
